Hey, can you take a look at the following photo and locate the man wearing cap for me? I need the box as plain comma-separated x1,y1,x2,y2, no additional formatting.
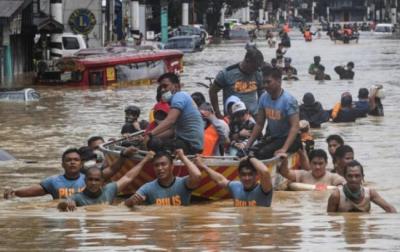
209,47,264,118
334,62,355,80
299,92,329,128
246,67,301,159
282,57,298,80
308,56,324,75
146,73,204,155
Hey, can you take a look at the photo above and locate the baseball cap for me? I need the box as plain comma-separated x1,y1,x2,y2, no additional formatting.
232,101,247,114
153,102,170,114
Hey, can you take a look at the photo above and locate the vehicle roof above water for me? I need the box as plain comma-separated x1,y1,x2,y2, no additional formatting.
376,23,394,27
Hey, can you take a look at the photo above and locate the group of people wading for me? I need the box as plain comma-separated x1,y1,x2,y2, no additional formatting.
3,45,395,213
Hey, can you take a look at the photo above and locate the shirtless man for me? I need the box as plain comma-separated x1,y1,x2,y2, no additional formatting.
327,160,396,213
278,149,345,189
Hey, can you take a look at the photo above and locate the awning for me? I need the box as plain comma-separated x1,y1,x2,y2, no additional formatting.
36,17,64,33
0,0,24,19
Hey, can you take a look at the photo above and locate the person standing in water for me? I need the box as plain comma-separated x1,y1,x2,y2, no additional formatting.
327,160,396,213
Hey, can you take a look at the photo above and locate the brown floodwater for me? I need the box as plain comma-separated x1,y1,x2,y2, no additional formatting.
1,31,400,250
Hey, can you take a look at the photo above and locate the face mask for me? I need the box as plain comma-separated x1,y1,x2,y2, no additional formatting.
161,91,173,103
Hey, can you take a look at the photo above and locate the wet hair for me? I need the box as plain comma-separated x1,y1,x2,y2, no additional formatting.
314,56,321,62
244,47,264,68
334,145,354,159
87,136,104,147
157,72,180,84
62,148,81,162
347,62,354,68
326,134,344,145
309,149,328,162
238,159,256,173
261,63,273,76
78,146,97,162
153,151,174,164
358,88,369,99
264,68,282,80
191,92,206,107
85,166,102,178
344,160,364,177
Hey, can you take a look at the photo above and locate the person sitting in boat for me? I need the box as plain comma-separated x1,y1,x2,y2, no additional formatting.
58,148,153,211
368,85,385,117
209,47,264,119
194,155,273,207
4,148,85,200
333,145,354,177
308,56,324,75
278,149,346,190
223,95,241,125
299,92,330,128
245,67,302,160
331,92,358,123
145,73,204,155
125,149,202,206
228,101,255,157
315,65,331,81
191,92,206,108
282,57,299,81
334,62,355,80
299,120,314,157
146,101,170,133
199,102,229,156
326,134,344,170
121,105,142,136
275,43,286,66
327,160,396,213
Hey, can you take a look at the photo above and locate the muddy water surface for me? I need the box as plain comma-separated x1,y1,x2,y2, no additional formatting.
1,31,400,250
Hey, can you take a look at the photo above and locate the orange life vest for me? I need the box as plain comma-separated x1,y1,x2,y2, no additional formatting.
331,102,342,119
202,124,219,156
304,31,312,41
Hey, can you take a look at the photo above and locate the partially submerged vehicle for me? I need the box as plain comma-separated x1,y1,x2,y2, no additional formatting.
373,23,394,35
100,134,301,199
35,47,183,86
0,88,40,102
164,35,204,53
331,31,359,44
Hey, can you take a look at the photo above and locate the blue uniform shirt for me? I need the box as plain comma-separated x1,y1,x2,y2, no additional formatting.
258,90,299,138
136,176,192,206
170,91,204,152
40,173,86,199
228,181,273,207
69,182,118,207
215,63,263,115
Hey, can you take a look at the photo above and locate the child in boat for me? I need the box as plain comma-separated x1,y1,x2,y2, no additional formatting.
146,102,170,132
228,101,255,156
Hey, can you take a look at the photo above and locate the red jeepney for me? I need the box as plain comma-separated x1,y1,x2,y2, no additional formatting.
35,47,184,87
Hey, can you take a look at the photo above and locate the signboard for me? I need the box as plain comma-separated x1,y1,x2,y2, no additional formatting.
106,67,115,81
68,9,96,35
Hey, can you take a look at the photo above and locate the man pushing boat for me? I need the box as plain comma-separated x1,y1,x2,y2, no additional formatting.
194,155,273,207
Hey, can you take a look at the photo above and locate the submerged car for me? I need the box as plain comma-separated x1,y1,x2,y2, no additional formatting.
0,88,40,102
164,35,204,53
374,23,394,34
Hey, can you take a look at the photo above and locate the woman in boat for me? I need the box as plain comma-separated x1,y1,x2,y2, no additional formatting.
327,160,396,213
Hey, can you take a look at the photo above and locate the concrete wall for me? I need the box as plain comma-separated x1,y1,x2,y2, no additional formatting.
41,0,103,48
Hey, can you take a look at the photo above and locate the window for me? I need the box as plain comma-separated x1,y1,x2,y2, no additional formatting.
89,71,104,85
63,37,80,50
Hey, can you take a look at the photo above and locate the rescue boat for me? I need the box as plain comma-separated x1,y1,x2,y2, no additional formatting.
100,134,301,200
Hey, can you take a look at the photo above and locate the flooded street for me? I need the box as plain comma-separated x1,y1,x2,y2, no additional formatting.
1,31,400,250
